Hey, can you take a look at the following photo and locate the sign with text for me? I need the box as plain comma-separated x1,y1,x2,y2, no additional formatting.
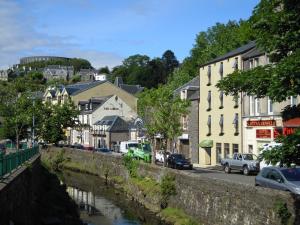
256,129,272,138
247,120,276,127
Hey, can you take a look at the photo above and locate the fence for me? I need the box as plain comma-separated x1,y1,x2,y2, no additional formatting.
0,146,39,178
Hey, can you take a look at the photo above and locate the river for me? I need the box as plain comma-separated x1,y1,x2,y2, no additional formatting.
60,170,166,225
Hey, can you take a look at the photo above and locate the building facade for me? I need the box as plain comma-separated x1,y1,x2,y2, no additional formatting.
174,76,199,164
199,42,256,166
242,48,300,155
43,65,74,80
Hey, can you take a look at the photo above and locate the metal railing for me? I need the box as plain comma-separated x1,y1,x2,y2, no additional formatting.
0,146,39,178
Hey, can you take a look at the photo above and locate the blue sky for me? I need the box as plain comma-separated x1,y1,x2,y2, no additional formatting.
0,0,260,69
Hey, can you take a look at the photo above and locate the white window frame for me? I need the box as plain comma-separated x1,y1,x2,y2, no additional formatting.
268,97,273,115
255,98,260,116
290,96,297,106
249,96,255,116
180,90,187,100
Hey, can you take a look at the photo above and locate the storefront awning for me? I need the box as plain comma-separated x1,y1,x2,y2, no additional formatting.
283,118,300,127
199,140,213,148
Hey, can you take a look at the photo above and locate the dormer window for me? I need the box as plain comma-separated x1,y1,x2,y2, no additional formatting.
85,104,89,110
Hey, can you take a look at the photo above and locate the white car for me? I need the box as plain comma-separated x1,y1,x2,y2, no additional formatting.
119,141,139,154
155,150,170,163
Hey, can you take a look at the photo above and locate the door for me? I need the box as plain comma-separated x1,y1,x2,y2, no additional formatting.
204,148,211,165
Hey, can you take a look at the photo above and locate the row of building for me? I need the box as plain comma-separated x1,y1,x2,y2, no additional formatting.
175,41,300,167
43,77,143,151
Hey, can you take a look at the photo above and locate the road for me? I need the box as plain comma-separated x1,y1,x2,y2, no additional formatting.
183,167,256,186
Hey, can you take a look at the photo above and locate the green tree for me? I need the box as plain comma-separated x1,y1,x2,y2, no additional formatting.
98,66,110,74
161,50,179,79
217,0,300,165
138,86,190,164
38,100,79,144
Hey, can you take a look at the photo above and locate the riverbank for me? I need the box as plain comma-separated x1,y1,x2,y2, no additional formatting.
42,148,201,225
42,147,300,225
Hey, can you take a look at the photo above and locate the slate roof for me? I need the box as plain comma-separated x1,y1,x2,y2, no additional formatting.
242,47,264,60
65,80,107,96
174,76,200,96
201,41,256,67
119,84,144,95
94,115,129,132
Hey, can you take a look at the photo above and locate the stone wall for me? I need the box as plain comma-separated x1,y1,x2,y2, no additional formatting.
45,147,300,225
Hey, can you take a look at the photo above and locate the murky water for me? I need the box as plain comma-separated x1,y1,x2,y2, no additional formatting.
60,170,166,225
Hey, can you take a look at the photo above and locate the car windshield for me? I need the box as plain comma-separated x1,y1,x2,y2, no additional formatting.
142,144,151,152
281,168,300,181
174,154,185,160
243,154,257,160
128,143,139,148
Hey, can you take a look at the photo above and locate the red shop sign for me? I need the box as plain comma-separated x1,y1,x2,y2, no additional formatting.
247,120,276,127
256,129,272,138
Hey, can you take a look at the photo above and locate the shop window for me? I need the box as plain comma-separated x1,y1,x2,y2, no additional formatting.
216,143,222,163
224,143,230,158
233,144,239,153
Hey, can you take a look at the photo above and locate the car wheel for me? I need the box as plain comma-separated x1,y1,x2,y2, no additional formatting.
243,166,250,176
224,164,231,173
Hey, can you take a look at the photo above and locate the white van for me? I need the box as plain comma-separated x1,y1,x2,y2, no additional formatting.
120,141,139,154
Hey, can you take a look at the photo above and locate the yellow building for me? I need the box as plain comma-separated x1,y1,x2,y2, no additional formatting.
198,42,256,166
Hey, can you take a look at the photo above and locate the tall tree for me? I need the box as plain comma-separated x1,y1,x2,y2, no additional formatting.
217,0,300,165
138,86,190,164
161,50,179,79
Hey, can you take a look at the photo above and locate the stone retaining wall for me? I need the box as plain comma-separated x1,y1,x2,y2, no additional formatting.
45,147,300,225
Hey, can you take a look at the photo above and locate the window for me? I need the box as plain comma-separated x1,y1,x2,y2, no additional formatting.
233,113,239,135
216,143,222,163
254,58,259,67
290,96,297,106
78,105,81,110
255,98,260,115
207,115,211,135
219,62,223,79
207,66,211,85
219,91,224,108
249,59,254,69
219,114,224,135
87,115,90,125
207,91,211,110
268,97,273,115
233,57,238,70
233,95,239,108
224,143,230,158
85,104,89,110
267,170,282,181
181,90,187,100
182,116,188,130
232,144,239,153
248,145,253,154
89,103,92,110
250,96,255,116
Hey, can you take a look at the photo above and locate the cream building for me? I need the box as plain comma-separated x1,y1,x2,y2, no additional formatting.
198,42,256,166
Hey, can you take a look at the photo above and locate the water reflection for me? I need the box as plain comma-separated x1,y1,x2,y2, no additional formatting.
62,171,164,225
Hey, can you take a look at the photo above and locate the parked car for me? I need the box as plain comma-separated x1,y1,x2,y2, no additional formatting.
96,147,112,154
255,167,300,194
221,153,260,175
167,154,193,170
155,150,170,163
120,140,139,154
71,144,84,149
84,146,94,151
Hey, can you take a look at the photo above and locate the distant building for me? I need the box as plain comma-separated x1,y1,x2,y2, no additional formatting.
95,74,107,81
20,56,71,64
0,70,8,81
114,77,144,95
77,69,97,82
43,65,74,81
174,76,200,164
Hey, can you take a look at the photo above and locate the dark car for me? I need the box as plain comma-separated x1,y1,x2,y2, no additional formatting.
255,166,300,194
167,154,193,170
84,146,94,151
96,147,112,154
71,144,84,149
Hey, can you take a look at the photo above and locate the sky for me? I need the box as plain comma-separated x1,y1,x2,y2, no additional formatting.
0,0,260,69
